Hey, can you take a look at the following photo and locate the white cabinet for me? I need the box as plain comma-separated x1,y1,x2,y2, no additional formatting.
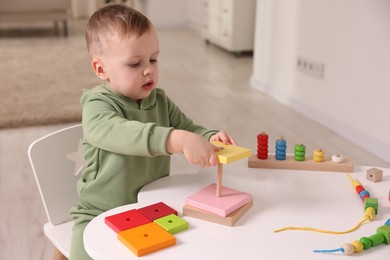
202,0,256,54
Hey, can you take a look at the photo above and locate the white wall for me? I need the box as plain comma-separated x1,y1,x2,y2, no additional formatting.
71,0,196,29
251,0,390,164
140,0,203,29
187,0,204,31
140,0,189,28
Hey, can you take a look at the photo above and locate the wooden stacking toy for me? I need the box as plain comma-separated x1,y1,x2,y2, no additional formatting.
248,131,353,172
257,132,269,160
183,141,253,226
275,136,287,160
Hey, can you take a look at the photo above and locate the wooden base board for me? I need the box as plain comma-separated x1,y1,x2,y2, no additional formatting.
182,199,253,227
248,154,353,172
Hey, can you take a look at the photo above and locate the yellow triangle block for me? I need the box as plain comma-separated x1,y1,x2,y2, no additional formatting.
211,141,252,164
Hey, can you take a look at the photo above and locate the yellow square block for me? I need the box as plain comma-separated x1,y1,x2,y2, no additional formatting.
211,141,252,164
118,222,176,256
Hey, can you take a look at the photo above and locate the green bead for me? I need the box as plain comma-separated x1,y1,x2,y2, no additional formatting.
359,237,373,249
364,198,378,214
377,225,390,245
294,144,306,152
369,233,385,247
294,151,305,157
294,155,305,161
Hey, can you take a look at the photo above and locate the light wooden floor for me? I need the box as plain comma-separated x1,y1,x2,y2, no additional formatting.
1,20,389,260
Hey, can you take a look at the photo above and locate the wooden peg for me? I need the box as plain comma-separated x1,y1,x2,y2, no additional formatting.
216,163,223,197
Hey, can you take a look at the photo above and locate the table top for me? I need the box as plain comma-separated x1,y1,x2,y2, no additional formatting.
84,161,390,260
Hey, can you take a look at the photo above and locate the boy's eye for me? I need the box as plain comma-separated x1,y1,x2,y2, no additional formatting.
129,62,141,68
150,59,158,64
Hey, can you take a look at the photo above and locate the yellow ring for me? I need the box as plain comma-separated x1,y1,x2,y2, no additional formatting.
313,149,324,157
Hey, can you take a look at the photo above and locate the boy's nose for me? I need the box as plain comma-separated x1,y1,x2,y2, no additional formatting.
143,65,153,76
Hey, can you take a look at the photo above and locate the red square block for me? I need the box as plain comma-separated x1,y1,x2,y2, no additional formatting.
138,202,178,221
105,209,151,233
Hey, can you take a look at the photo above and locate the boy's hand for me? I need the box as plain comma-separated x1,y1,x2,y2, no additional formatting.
167,130,222,167
209,131,237,146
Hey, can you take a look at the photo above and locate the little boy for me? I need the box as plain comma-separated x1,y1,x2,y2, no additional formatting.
68,4,236,259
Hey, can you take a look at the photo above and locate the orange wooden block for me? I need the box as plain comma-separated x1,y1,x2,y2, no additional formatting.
118,222,176,256
183,199,253,226
248,154,353,172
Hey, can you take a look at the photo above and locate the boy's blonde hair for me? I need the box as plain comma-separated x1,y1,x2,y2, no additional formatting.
85,4,151,56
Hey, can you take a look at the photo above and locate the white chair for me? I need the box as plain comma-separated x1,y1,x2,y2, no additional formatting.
28,124,84,258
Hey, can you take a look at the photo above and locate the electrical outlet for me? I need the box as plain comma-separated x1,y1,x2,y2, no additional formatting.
297,56,325,79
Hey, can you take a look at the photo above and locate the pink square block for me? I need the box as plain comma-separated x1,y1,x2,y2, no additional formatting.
185,184,252,217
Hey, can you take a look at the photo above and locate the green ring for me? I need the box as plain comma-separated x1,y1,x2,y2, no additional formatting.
359,237,373,249
294,151,305,157
294,144,306,152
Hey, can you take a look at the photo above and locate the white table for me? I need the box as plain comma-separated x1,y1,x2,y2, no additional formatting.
84,161,390,260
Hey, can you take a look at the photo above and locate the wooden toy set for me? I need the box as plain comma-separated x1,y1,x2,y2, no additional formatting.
248,132,354,172
104,202,188,256
313,218,390,255
274,172,390,255
102,135,389,257
274,174,379,235
249,132,389,255
311,176,389,255
183,141,254,226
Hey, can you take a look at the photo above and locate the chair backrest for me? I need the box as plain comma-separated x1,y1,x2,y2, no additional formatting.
28,124,84,225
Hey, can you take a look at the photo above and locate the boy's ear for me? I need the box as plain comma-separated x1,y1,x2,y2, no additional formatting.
91,58,108,81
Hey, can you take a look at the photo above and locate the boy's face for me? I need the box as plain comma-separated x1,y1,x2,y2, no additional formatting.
92,27,160,101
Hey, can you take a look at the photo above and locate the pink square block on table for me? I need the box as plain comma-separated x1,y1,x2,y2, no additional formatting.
185,183,252,217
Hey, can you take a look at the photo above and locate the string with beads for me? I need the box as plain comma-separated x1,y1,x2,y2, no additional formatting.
274,174,377,234
313,218,390,255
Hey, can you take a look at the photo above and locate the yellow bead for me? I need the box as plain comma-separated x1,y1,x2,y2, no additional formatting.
364,207,375,220
351,240,364,252
313,149,325,157
313,156,325,162
351,179,361,189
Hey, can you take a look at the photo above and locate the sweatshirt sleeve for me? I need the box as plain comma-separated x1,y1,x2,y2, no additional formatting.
165,94,219,140
81,92,172,157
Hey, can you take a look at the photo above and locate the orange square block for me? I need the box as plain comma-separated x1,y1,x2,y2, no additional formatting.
118,222,176,256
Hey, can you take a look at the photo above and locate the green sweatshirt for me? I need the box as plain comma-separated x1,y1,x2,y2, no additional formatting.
69,85,218,259
72,85,218,215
